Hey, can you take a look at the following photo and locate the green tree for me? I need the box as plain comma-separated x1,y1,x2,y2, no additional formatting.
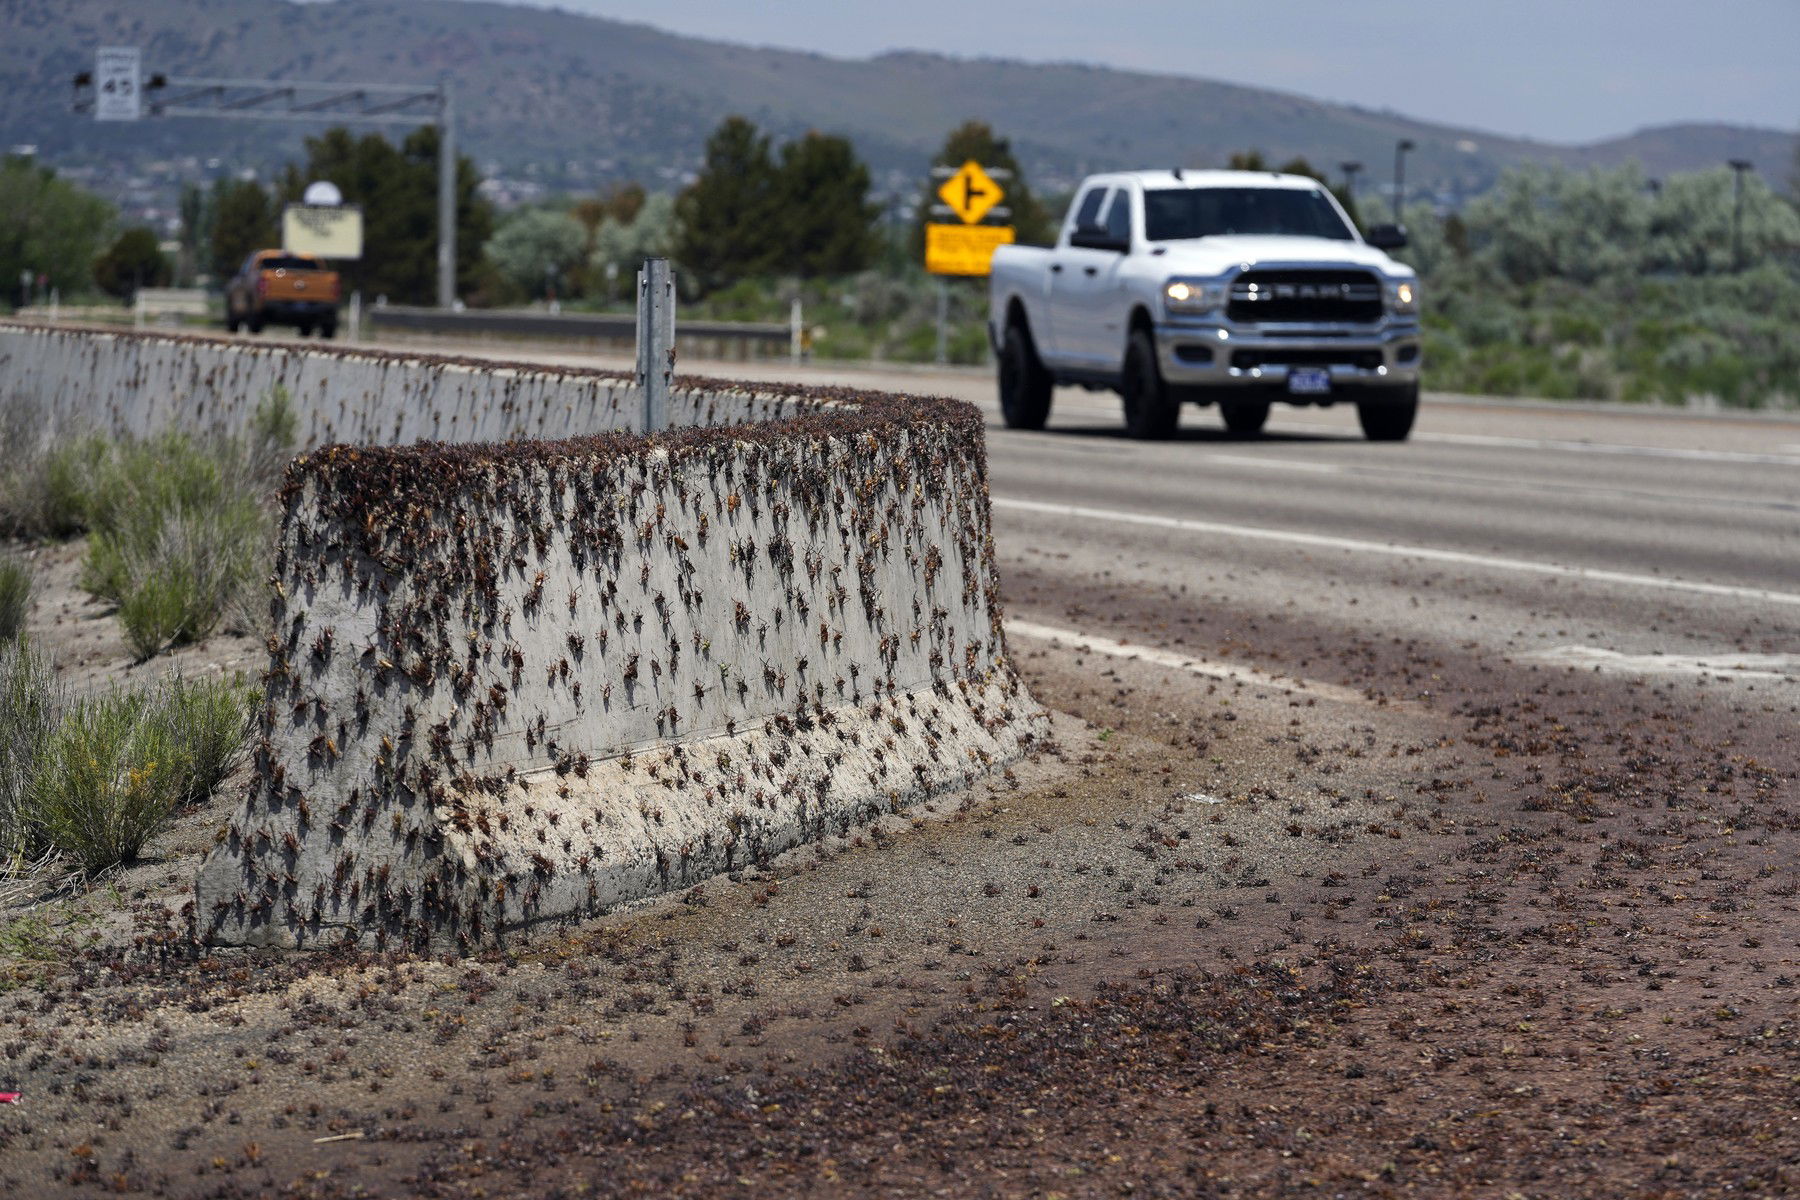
772,132,878,277
208,179,277,281
280,125,493,304
92,228,171,299
675,117,782,293
0,156,113,307
591,192,677,284
917,121,1054,251
485,208,588,298
573,182,646,243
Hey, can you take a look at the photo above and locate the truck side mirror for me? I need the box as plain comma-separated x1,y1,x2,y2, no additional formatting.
1069,229,1129,253
1365,224,1409,250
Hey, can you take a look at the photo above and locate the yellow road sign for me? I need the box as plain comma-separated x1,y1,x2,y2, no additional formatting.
937,160,1004,225
926,223,1014,277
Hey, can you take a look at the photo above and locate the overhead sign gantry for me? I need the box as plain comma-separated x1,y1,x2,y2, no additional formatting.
72,49,458,308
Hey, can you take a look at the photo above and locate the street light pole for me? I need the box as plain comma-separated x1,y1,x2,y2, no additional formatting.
1727,159,1753,272
1340,160,1363,202
1393,139,1415,224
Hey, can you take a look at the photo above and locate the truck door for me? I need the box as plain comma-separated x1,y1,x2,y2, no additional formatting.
1052,186,1133,371
1064,188,1134,367
1043,185,1111,370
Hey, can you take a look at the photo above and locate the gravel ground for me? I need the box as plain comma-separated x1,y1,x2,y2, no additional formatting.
3,503,1797,1196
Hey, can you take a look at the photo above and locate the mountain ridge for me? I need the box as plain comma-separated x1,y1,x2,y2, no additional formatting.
2,0,1790,199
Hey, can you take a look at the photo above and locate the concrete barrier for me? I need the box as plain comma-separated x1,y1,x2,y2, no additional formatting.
0,323,1044,951
0,323,805,446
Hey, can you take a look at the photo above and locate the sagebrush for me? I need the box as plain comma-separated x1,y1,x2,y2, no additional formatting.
0,639,62,865
1,647,256,875
26,673,256,875
0,386,294,657
0,555,31,642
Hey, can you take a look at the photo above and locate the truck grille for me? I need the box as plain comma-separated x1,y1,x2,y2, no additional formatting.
1232,348,1383,371
1227,270,1383,324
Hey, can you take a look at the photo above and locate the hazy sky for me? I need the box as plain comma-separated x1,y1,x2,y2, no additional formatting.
511,0,1799,143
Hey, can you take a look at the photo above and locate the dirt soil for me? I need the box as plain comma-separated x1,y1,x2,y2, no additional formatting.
1,539,1796,1198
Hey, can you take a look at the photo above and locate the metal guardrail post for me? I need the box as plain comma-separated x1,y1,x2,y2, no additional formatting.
635,258,675,432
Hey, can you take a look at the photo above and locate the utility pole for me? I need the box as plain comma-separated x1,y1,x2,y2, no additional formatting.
436,82,456,309
1728,159,1753,272
1393,139,1415,224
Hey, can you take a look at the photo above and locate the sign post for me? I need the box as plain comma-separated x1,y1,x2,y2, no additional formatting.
635,258,675,433
924,160,1015,363
94,47,141,122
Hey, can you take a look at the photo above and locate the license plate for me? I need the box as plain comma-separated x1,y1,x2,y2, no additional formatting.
1288,368,1332,395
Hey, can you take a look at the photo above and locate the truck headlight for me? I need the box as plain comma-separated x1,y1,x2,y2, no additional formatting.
1164,279,1226,315
1387,280,1419,314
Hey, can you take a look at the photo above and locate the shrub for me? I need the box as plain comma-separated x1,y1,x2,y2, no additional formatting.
0,555,31,642
0,639,62,864
164,674,257,809
110,501,266,659
25,674,256,875
29,685,186,875
0,394,108,540
66,425,281,657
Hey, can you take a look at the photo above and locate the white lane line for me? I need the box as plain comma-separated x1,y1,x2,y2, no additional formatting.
1199,453,1346,475
992,496,1800,607
1528,646,1800,681
1281,424,1800,466
1190,453,1797,511
1005,619,1371,706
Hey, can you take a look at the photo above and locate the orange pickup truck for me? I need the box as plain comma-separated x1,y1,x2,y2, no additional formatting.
225,250,341,337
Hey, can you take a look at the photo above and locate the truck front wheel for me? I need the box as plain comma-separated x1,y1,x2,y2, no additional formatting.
1220,399,1270,437
998,322,1053,430
1356,383,1419,442
1121,330,1179,440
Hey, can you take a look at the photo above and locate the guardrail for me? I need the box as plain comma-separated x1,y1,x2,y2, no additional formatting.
367,305,790,354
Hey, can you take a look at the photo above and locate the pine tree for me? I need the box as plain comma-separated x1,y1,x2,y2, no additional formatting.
773,132,878,277
674,117,781,293
93,228,170,299
209,180,277,281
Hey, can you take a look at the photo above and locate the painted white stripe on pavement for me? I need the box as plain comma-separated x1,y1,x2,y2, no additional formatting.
1529,646,1800,681
1004,619,1371,705
1198,453,1347,475
1281,424,1800,466
992,496,1800,607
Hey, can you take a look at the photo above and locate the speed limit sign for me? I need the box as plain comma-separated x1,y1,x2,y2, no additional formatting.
95,47,142,122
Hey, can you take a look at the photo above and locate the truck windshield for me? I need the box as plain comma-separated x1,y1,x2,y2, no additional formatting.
261,256,324,271
1143,188,1354,242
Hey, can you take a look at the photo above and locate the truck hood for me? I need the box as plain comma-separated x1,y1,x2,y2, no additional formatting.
1153,235,1410,277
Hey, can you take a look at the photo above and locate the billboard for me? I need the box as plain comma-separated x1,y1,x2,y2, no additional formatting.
281,204,364,260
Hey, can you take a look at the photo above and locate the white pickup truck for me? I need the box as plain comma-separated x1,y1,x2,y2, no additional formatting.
988,169,1422,441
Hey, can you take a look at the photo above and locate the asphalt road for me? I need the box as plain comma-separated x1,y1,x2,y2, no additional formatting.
386,339,1800,705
